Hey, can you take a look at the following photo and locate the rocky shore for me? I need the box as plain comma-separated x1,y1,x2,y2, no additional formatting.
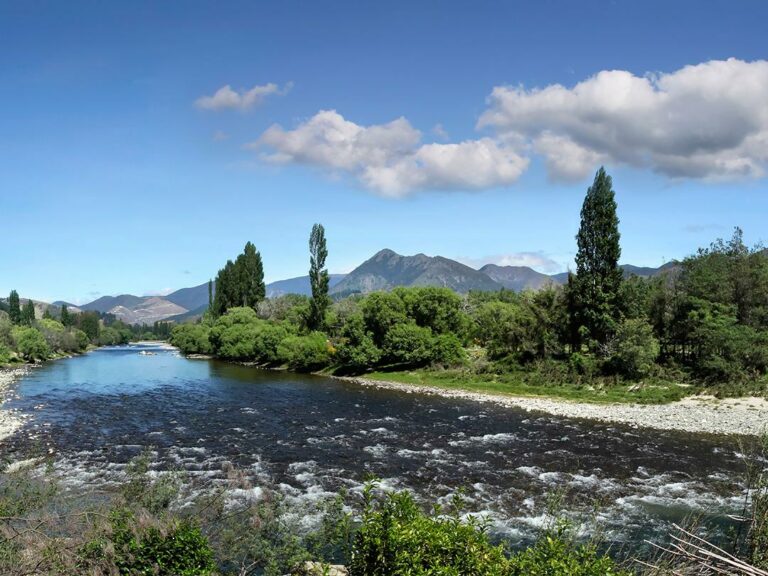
0,366,33,442
335,376,768,437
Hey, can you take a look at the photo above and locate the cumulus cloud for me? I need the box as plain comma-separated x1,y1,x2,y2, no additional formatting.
478,58,768,181
196,82,292,111
254,110,528,196
459,252,562,273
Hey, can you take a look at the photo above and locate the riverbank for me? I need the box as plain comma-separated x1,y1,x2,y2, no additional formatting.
0,365,34,442
334,374,768,437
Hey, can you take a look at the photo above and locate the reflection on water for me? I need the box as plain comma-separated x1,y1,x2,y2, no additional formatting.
1,343,749,551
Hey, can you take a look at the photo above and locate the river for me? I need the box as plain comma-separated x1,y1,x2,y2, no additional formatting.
0,343,751,555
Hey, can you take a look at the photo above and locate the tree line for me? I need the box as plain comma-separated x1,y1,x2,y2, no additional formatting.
0,295,174,363
171,168,768,395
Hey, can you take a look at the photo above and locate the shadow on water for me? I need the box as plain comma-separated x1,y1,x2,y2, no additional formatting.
1,343,752,552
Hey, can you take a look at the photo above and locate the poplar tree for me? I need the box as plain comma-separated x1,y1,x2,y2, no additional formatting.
572,167,623,351
208,279,213,310
308,223,330,330
8,290,21,325
238,241,265,309
61,304,71,327
21,299,36,326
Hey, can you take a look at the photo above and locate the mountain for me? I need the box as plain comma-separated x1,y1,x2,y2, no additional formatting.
80,294,145,313
165,283,210,311
105,297,186,325
331,249,503,296
68,254,681,325
479,264,555,291
266,274,347,298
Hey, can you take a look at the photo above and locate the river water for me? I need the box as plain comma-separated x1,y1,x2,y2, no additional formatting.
0,343,751,554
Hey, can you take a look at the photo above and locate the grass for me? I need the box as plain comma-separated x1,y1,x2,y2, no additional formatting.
361,368,692,405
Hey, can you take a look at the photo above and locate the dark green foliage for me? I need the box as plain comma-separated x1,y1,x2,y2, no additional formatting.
336,314,382,372
507,523,630,576
7,291,20,325
362,292,408,347
396,286,466,336
382,323,435,366
95,510,216,576
572,167,624,350
12,327,50,360
237,241,266,309
212,243,266,316
350,485,511,575
171,323,213,355
78,311,101,342
20,299,35,326
277,332,333,371
608,318,660,379
308,223,330,330
60,303,71,327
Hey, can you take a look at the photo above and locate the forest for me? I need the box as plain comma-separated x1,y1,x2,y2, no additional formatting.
171,169,768,399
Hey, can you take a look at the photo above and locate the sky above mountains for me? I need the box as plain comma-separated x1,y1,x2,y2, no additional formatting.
2,0,768,304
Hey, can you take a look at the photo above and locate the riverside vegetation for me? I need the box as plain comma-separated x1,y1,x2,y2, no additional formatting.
0,294,174,366
171,169,768,402
1,437,767,575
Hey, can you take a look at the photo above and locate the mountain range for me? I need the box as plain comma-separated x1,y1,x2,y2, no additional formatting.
51,249,676,325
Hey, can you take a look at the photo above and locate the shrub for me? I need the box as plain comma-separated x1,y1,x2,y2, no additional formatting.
171,323,212,355
350,486,510,575
336,314,382,372
278,332,333,371
12,327,50,361
430,333,466,366
382,323,434,366
609,318,660,379
85,509,217,576
508,522,630,576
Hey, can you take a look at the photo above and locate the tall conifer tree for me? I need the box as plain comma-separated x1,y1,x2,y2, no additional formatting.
8,290,21,325
308,223,330,330
21,299,36,326
573,167,623,350
60,304,71,327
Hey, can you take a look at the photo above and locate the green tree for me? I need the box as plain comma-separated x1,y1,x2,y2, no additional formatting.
60,303,71,327
308,223,330,330
79,311,100,342
236,241,265,309
12,327,50,361
572,167,623,351
207,279,213,310
8,290,21,325
21,299,35,326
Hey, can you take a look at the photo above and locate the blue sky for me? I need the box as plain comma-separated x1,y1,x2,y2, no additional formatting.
2,1,767,304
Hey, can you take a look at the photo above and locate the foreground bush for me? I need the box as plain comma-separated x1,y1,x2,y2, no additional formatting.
350,487,510,575
349,485,631,576
79,509,217,575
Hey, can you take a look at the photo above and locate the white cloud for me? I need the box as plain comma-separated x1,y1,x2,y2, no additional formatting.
196,82,292,111
459,252,562,273
479,58,768,181
254,110,528,197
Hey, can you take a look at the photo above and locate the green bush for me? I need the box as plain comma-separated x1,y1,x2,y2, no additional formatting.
278,332,333,371
88,509,217,576
350,486,510,575
430,333,466,366
382,323,434,366
12,327,50,361
171,323,212,355
336,314,382,372
609,318,660,379
508,523,630,576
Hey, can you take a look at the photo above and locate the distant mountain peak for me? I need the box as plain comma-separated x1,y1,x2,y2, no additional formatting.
330,249,502,296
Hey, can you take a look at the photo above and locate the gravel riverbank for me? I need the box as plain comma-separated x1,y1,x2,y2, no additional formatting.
0,366,32,442
335,376,768,437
